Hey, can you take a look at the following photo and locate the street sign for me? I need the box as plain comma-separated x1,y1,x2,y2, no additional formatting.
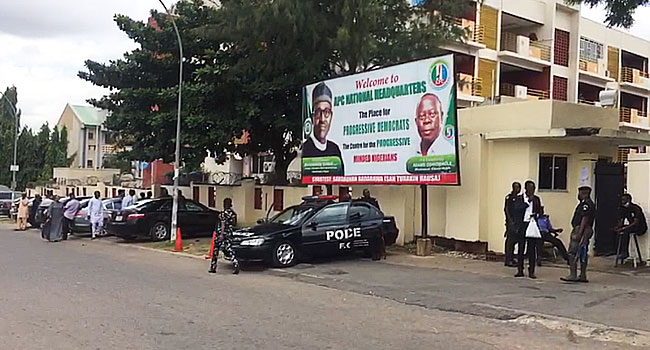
10,164,19,172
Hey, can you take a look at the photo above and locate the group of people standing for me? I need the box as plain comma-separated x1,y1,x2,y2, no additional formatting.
504,181,596,282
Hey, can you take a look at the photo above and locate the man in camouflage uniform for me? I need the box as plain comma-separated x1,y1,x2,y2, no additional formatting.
561,186,596,283
209,198,240,275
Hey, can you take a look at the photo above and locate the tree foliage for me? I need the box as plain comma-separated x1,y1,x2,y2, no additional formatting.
569,0,649,28
79,0,468,182
0,87,71,190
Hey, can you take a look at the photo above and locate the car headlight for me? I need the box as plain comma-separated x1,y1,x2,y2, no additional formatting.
240,238,265,246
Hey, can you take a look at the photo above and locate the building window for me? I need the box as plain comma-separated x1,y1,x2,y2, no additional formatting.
254,188,263,210
580,37,603,62
193,186,200,202
539,154,568,191
208,187,216,208
87,159,93,168
553,76,568,101
273,189,284,211
554,29,570,67
88,131,94,140
89,145,96,151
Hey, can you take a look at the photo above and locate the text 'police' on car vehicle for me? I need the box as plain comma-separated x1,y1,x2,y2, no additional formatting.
231,196,399,267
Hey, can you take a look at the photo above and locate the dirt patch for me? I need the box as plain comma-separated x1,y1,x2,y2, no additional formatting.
137,237,213,257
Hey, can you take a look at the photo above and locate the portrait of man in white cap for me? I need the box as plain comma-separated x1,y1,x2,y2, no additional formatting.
413,93,454,157
302,82,344,175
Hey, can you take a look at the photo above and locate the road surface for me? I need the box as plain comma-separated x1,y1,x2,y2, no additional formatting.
0,223,640,349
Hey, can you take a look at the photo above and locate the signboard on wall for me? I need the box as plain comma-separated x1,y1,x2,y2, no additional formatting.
301,54,460,185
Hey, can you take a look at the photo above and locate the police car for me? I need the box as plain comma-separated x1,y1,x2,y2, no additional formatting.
231,196,399,267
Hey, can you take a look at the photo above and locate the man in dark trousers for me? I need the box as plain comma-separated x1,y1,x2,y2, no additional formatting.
516,180,543,279
504,182,524,267
359,189,381,211
562,186,596,283
615,193,648,265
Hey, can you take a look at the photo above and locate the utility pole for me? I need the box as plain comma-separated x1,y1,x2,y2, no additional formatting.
157,0,184,244
1,91,19,202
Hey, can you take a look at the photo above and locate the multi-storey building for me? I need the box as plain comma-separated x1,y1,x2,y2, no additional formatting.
56,103,113,170
443,0,650,161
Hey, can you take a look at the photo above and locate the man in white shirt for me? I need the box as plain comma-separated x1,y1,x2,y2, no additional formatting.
516,180,543,279
87,191,104,240
414,93,455,156
121,189,135,209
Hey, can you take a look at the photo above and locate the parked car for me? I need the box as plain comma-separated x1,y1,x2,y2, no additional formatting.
69,198,123,235
0,191,18,217
32,196,92,228
106,198,219,241
231,196,399,268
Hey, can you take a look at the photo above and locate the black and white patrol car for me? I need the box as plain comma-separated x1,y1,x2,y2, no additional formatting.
231,196,399,267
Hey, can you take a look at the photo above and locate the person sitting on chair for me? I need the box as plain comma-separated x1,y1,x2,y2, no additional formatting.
536,210,570,265
615,194,648,264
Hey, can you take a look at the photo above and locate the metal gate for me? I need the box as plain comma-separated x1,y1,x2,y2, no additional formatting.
594,161,625,256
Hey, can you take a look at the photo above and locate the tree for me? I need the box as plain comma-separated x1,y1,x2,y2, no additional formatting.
569,0,649,28
80,0,468,182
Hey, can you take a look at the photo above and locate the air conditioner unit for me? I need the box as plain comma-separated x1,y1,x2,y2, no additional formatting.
262,161,275,173
516,35,530,56
514,85,528,99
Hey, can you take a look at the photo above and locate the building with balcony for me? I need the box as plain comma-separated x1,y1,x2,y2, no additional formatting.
440,0,650,162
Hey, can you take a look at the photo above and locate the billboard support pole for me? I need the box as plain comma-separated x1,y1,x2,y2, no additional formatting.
416,184,432,256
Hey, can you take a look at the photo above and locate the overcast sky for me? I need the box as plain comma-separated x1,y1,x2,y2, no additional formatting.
1,2,649,130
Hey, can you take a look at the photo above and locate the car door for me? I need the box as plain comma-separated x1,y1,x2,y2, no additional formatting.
348,202,383,250
184,200,216,237
301,203,350,257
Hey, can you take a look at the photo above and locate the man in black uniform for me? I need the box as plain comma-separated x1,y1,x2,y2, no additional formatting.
504,182,524,267
302,82,344,175
562,186,596,283
359,189,381,211
615,194,648,264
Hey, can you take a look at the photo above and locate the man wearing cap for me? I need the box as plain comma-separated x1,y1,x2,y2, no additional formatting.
562,186,596,283
302,82,344,175
414,93,455,157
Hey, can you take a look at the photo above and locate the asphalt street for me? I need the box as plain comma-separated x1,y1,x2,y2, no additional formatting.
0,223,642,349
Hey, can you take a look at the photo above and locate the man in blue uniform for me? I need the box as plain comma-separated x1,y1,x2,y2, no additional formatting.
562,186,596,283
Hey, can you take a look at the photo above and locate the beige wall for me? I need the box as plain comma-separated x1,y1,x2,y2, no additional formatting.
53,168,120,185
57,104,83,167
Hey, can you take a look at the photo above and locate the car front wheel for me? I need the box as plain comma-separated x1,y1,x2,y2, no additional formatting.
271,241,297,267
150,222,170,241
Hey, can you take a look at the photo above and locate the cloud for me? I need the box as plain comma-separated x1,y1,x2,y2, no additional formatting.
0,0,156,130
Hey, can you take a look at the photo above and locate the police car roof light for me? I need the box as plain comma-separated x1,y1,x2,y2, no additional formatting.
301,195,339,202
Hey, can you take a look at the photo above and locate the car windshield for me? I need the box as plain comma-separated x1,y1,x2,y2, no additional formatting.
269,206,315,226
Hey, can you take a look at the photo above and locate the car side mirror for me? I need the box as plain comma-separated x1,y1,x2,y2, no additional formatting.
257,218,265,224
307,221,318,230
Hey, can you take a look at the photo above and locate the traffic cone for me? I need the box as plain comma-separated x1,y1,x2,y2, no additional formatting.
174,227,184,252
205,230,217,259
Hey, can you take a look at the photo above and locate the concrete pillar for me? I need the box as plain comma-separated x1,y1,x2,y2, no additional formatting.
626,153,650,261
577,153,598,255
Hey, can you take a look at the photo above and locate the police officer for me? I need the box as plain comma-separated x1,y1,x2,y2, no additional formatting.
504,182,525,267
208,198,240,275
561,186,596,283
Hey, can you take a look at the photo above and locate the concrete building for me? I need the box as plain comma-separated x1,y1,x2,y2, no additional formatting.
445,0,650,161
56,104,113,169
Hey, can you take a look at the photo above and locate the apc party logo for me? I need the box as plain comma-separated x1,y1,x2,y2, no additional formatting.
429,61,450,90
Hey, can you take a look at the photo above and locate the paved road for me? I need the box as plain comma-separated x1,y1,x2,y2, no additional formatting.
0,224,639,349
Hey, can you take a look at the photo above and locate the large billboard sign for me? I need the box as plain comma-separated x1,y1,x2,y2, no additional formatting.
301,54,460,185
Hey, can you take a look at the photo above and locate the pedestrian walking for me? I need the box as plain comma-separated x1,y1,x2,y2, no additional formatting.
561,186,596,283
42,195,64,242
29,194,41,227
62,193,80,240
16,193,29,231
614,193,647,265
504,182,525,267
208,198,240,275
516,180,543,279
88,191,104,240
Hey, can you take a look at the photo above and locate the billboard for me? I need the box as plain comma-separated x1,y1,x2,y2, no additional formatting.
301,54,460,185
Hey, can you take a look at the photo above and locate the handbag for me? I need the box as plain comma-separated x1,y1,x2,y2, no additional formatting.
525,219,542,239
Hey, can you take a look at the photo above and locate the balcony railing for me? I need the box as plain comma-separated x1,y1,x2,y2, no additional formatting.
500,32,551,62
500,83,549,100
578,98,597,105
621,67,650,85
456,74,483,97
620,107,648,126
454,18,484,44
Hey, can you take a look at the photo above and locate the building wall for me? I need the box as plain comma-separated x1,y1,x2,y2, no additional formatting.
53,167,120,185
56,105,83,168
